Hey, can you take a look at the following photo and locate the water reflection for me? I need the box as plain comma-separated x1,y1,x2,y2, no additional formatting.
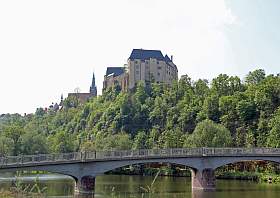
192,190,216,198
0,174,280,198
73,191,216,198
74,194,95,198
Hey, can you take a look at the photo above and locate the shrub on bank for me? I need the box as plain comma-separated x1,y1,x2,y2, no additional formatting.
216,170,280,184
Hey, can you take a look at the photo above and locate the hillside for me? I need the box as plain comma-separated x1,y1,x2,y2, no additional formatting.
0,69,280,156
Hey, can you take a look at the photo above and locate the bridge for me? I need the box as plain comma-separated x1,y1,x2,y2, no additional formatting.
1,147,280,194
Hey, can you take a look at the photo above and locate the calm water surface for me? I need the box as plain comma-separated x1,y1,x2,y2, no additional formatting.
0,174,280,198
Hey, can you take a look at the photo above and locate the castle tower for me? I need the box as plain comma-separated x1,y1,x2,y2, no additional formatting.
90,72,97,96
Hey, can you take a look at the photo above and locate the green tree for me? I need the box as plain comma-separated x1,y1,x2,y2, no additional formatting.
3,125,24,155
185,120,232,147
201,94,220,122
80,141,96,152
235,126,246,147
147,126,161,149
237,100,257,123
219,95,239,135
149,97,167,128
63,96,79,109
134,81,148,104
48,131,75,153
133,131,148,149
266,109,280,147
35,107,46,117
193,79,209,100
245,129,255,148
94,132,132,151
245,69,266,85
211,74,243,96
0,136,14,156
159,128,184,148
21,131,48,154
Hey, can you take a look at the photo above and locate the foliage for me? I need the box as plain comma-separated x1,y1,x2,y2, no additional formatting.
266,108,280,147
47,131,75,153
245,69,266,85
20,131,48,154
0,136,14,156
6,172,48,197
1,69,280,155
184,120,232,147
95,132,132,151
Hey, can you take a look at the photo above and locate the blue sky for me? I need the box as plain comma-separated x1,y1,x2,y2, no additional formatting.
225,0,280,75
0,0,279,114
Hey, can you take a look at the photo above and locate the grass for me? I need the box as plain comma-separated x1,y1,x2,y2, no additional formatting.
0,172,48,198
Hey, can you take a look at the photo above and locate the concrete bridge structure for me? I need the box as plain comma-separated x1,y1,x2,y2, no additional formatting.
1,147,280,194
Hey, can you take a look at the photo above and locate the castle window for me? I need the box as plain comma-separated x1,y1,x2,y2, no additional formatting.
158,72,160,76
157,66,161,70
136,65,140,69
157,61,159,64
136,71,140,75
135,60,138,64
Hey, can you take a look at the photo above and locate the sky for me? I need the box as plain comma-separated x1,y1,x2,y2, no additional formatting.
0,0,280,114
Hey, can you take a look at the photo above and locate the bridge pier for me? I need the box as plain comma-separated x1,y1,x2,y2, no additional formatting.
75,176,96,195
191,168,216,190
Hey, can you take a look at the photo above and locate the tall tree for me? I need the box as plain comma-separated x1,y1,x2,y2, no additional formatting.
266,108,280,148
245,69,266,85
185,120,232,147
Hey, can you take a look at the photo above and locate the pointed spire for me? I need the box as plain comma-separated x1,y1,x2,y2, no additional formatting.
91,72,96,87
90,71,97,96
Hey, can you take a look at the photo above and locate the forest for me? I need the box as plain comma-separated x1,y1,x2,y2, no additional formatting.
1,69,280,156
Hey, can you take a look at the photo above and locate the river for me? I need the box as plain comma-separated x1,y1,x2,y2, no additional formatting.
0,174,280,198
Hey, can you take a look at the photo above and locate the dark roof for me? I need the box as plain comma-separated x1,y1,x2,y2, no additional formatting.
106,67,125,77
164,55,178,71
129,49,165,61
164,55,172,62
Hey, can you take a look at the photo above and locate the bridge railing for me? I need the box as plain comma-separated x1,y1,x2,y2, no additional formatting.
0,152,82,166
1,147,280,167
91,148,203,160
203,148,280,156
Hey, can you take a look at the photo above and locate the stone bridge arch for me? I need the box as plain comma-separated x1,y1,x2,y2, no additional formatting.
207,156,280,170
84,158,201,176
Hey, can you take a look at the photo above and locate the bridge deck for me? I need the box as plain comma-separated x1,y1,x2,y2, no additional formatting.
1,148,280,168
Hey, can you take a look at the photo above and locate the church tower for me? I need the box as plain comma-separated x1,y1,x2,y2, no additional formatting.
90,72,97,96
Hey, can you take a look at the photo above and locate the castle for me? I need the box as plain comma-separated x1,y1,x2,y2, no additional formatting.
103,49,178,92
67,49,178,103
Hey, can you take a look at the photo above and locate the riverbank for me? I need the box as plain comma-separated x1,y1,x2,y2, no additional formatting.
0,190,13,198
216,171,280,184
0,172,48,198
0,189,45,198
